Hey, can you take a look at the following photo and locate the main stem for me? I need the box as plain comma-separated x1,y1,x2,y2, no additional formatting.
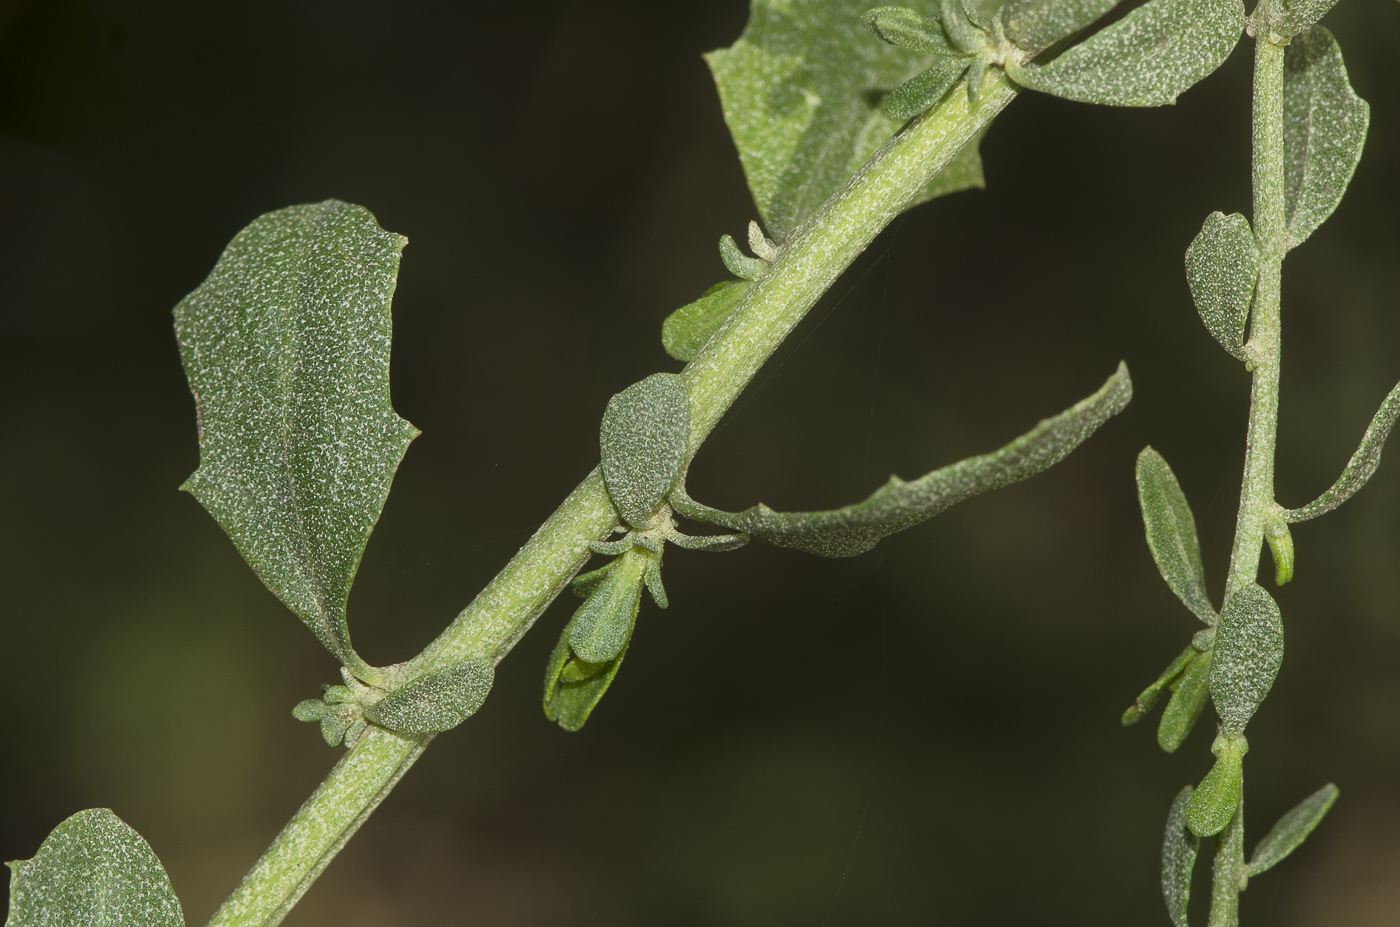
207,72,1019,927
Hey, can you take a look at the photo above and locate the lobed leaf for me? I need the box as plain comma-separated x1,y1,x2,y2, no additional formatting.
1210,584,1284,737
673,363,1131,557
1005,0,1244,107
600,374,690,529
173,200,418,671
1161,785,1200,927
1158,649,1213,753
1136,447,1217,623
999,0,1122,56
1286,380,1400,522
365,659,495,735
1282,27,1369,249
1247,783,1339,876
6,809,185,927
1185,733,1247,837
1272,0,1341,38
1184,212,1259,360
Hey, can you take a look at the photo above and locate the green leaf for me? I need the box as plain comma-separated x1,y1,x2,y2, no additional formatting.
707,0,986,240
1247,783,1339,876
1264,518,1294,586
673,363,1131,557
663,281,754,363
1184,212,1259,361
568,551,646,664
1283,27,1369,248
884,58,970,120
863,6,956,54
1161,785,1200,927
1136,447,1216,623
1122,644,1194,726
998,0,1122,56
1272,0,1341,38
6,809,184,927
543,631,629,733
365,659,495,735
1005,0,1244,107
1285,381,1400,522
173,200,418,672
1211,584,1284,737
599,373,690,529
1186,732,1247,837
1158,648,1213,753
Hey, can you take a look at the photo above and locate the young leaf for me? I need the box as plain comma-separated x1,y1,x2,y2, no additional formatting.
1005,0,1244,107
365,659,495,735
884,58,970,120
543,632,629,732
1285,380,1400,522
1184,212,1259,360
1161,785,1200,927
1158,649,1212,753
1136,447,1216,624
1247,783,1339,876
568,550,646,664
863,6,956,54
6,808,185,927
998,0,1122,56
1272,0,1341,40
719,233,768,280
1264,519,1294,586
173,200,418,672
1122,644,1193,726
707,0,987,240
1211,584,1284,737
600,373,690,529
1186,733,1247,837
672,363,1131,557
1283,27,1369,249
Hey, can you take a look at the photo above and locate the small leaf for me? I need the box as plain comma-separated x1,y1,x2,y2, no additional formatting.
1136,447,1217,624
1286,380,1400,522
1272,0,1341,38
673,363,1131,556
884,58,970,120
1283,27,1369,248
364,659,494,735
719,234,768,280
1158,649,1213,753
999,0,1122,56
1005,0,1244,107
863,6,957,54
1265,519,1294,586
1185,212,1259,360
568,550,646,664
662,280,753,362
1186,732,1247,837
1122,644,1194,726
543,632,629,732
1247,783,1339,876
599,373,690,529
1161,785,1200,927
1211,584,1284,737
173,200,418,672
6,808,185,927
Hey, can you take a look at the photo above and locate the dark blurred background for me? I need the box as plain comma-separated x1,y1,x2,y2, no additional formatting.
1,1,1397,924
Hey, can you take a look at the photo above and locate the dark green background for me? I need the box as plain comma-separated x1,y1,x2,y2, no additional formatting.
2,1,1397,924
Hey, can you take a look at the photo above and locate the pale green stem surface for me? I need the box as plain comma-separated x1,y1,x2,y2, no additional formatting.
1209,794,1247,927
207,71,1020,927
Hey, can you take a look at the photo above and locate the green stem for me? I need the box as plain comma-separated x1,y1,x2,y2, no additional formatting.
207,71,1019,927
1208,792,1247,927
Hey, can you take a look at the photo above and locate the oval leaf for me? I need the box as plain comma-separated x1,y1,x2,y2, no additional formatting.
1185,733,1247,837
600,373,690,528
6,809,185,927
173,200,419,671
1211,584,1284,736
1185,212,1258,360
999,0,1122,55
568,551,645,664
1006,0,1244,107
1283,27,1369,248
1272,0,1341,39
863,6,957,54
663,280,753,362
1286,380,1400,522
1161,785,1200,927
366,659,495,735
1247,782,1339,876
1158,649,1213,753
1136,447,1216,623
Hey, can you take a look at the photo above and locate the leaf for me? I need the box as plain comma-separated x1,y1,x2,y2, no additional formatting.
543,632,629,733
1161,785,1200,927
673,363,1131,557
999,0,1123,56
365,659,495,735
1005,0,1244,107
707,0,987,241
1136,447,1216,623
568,551,645,664
1272,0,1341,38
1122,644,1194,726
884,57,970,120
1211,584,1284,737
1184,212,1259,360
5,808,185,927
1158,648,1213,753
599,373,690,529
663,282,752,364
1283,27,1369,248
1186,733,1247,837
173,200,418,671
1247,783,1339,876
862,6,956,54
719,234,769,280
1286,380,1400,522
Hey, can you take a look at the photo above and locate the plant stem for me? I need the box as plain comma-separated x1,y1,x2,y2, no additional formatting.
1208,793,1247,927
207,71,1019,927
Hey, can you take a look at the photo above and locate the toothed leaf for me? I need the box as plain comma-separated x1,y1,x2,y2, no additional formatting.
1161,786,1199,927
600,373,690,529
1136,447,1216,623
1247,783,1339,876
366,659,495,735
1185,212,1259,360
1286,381,1400,522
1211,584,1284,737
999,0,1122,55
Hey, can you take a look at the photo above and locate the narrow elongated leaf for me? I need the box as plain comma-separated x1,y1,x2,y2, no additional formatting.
1211,584,1284,736
1186,733,1247,837
1122,644,1194,726
1006,0,1244,107
1161,785,1200,927
1283,27,1369,248
365,659,495,735
707,0,986,240
885,58,969,120
600,373,690,529
1273,0,1341,38
1286,381,1400,522
1247,783,1339,876
174,200,418,669
1158,649,1213,752
999,0,1122,55
863,6,956,53
6,809,185,927
1136,447,1216,623
663,281,753,362
673,363,1131,557
1185,212,1259,360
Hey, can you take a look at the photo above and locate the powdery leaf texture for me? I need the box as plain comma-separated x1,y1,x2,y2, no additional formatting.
999,0,1122,55
674,363,1130,557
1122,644,1194,726
1282,27,1369,248
1006,0,1244,107
5,808,184,927
1185,212,1258,360
663,281,753,362
707,0,985,241
1286,380,1400,522
885,58,969,120
1136,447,1216,623
1161,785,1200,927
1158,649,1213,753
174,200,418,669
1247,782,1339,876
568,551,645,664
1186,734,1247,837
1272,0,1341,37
1211,583,1283,737
600,374,690,529
365,659,495,735
543,631,629,733
863,6,956,53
